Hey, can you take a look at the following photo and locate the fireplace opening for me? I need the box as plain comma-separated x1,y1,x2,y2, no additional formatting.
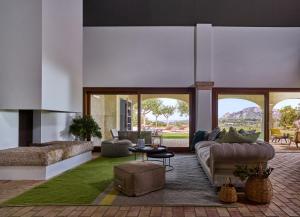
19,110,33,147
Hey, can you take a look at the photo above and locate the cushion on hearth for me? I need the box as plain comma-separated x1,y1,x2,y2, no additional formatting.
0,141,93,166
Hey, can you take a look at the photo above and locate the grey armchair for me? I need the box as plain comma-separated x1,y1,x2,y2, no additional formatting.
101,139,132,157
118,131,152,144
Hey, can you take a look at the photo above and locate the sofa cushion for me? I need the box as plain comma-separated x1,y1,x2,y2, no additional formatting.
210,142,275,163
198,146,210,166
195,141,216,168
0,147,64,166
195,140,215,150
0,141,93,166
43,141,93,159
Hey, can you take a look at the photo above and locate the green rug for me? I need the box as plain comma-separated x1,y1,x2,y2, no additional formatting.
3,156,133,205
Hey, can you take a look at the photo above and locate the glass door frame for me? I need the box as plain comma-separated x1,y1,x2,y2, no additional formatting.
212,88,300,142
212,88,270,141
83,87,196,151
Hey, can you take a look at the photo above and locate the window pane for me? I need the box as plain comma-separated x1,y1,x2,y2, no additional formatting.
141,94,189,147
218,94,265,140
90,94,138,145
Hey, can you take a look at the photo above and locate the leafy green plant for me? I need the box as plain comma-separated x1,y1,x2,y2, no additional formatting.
233,165,250,181
279,106,298,129
137,99,163,127
151,100,163,128
161,105,176,126
138,132,145,139
69,115,102,141
233,164,274,181
177,101,189,117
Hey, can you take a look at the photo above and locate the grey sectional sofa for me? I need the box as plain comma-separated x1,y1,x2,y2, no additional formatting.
195,140,275,187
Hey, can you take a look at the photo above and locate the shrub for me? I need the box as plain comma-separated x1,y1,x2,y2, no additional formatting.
69,115,102,141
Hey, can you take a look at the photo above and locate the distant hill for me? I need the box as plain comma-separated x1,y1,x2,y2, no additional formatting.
221,107,262,120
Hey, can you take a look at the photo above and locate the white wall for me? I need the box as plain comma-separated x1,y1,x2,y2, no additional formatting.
0,0,42,110
0,111,18,150
195,24,213,131
0,1,83,149
83,27,195,87
196,24,213,82
42,0,83,112
84,25,300,89
0,0,83,112
196,91,212,131
33,111,76,143
195,25,300,130
213,27,300,87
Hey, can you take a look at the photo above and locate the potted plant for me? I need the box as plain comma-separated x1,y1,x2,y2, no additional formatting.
234,163,274,204
69,115,102,141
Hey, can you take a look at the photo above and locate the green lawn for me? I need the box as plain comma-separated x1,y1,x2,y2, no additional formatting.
4,156,133,205
162,133,189,139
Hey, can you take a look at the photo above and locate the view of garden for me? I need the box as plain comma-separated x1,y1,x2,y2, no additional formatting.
271,99,300,136
134,98,189,146
218,97,300,142
218,98,264,135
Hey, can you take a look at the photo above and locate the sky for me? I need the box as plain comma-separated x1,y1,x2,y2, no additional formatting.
273,99,300,110
144,98,300,121
145,98,188,122
218,99,258,117
218,98,300,117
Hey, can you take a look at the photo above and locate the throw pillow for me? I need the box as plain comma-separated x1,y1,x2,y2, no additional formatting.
216,129,227,141
217,127,260,143
238,129,256,135
190,130,208,150
242,132,261,143
207,127,221,141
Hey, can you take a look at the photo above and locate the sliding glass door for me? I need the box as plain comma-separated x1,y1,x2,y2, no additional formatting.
213,88,300,145
85,88,195,149
217,94,265,140
140,94,190,148
269,92,300,151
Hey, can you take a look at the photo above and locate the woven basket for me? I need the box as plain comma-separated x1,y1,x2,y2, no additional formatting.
218,178,238,203
245,176,273,204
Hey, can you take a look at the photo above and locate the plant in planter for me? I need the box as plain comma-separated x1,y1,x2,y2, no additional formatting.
234,163,274,204
136,131,149,147
69,115,102,141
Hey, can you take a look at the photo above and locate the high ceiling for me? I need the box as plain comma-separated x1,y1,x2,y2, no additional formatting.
84,0,300,27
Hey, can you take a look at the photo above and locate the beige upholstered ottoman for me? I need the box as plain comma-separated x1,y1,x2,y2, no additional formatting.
114,161,165,196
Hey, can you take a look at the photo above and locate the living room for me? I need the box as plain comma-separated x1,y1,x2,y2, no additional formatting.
0,0,300,216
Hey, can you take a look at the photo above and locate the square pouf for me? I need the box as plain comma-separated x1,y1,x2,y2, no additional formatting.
114,161,165,196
